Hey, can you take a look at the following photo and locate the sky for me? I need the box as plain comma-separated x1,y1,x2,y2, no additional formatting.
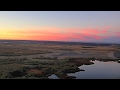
0,11,120,43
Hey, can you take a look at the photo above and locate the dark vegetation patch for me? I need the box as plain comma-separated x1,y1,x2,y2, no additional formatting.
32,56,55,60
0,57,80,79
59,74,76,79
81,46,95,48
68,58,94,66
56,48,73,51
114,51,120,58
1,56,118,79
0,50,52,56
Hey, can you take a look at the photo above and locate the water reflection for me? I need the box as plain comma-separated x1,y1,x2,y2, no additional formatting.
68,60,120,79
48,74,60,79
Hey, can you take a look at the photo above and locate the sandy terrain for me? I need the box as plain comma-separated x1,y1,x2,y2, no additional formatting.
0,43,119,60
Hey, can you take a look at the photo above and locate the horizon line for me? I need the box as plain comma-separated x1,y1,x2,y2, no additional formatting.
0,39,120,44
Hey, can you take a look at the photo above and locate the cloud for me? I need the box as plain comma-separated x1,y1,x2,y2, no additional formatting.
0,26,120,42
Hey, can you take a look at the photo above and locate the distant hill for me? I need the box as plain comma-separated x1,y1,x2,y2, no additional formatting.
0,40,119,46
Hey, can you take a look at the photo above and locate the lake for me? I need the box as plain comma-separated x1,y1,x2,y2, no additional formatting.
68,60,120,79
49,60,120,79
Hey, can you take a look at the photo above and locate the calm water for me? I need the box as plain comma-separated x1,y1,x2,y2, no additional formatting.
49,60,120,79
48,74,60,79
68,60,120,79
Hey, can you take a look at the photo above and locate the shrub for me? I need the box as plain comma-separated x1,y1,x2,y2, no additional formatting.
1,72,12,79
10,67,26,77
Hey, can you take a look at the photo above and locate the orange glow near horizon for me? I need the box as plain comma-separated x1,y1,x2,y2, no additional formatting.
0,26,119,41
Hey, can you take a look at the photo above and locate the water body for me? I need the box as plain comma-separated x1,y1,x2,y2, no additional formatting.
68,60,120,79
48,74,60,79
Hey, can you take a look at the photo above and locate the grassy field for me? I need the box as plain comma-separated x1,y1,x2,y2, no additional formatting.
0,42,120,79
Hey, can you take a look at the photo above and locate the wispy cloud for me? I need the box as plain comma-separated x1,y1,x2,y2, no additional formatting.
0,26,120,42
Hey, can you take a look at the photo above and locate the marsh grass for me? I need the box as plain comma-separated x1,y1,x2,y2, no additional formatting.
0,43,119,79
0,57,80,79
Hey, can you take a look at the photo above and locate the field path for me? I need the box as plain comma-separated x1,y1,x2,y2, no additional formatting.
107,52,117,59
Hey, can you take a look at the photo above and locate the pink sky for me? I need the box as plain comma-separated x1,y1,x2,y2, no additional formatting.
1,26,119,43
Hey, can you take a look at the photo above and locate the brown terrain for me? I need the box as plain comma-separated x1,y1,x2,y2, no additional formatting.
0,42,119,60
0,41,120,79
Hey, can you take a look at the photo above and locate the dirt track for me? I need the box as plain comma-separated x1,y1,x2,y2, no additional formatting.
107,52,118,59
114,51,120,58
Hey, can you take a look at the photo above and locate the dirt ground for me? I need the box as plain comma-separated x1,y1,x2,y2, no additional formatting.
0,43,119,60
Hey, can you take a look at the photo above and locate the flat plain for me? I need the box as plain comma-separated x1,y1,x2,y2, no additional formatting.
0,40,120,79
